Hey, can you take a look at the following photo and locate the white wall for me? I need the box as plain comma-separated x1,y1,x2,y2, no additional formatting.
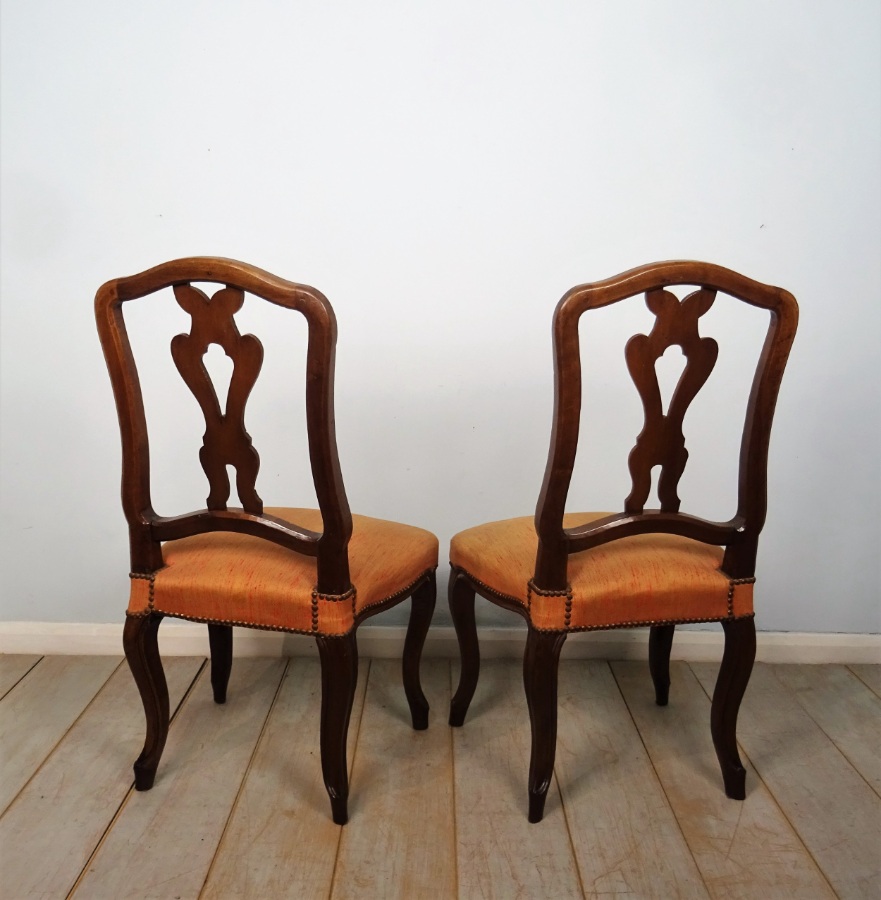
1,0,878,634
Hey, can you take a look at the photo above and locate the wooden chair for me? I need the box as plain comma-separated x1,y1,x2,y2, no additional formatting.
448,261,798,822
96,257,438,824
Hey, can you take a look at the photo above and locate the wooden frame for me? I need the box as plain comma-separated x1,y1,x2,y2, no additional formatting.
449,261,798,822
97,257,436,824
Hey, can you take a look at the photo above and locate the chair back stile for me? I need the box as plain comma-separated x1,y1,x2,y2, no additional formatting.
95,256,354,595
534,260,799,590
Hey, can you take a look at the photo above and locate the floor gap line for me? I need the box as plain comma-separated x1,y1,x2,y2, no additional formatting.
198,656,292,898
610,660,710,897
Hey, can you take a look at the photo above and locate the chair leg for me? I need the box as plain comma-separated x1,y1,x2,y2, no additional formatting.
316,632,358,825
523,627,567,823
711,616,756,800
649,624,675,706
207,624,233,704
449,570,479,727
123,613,169,791
403,571,436,730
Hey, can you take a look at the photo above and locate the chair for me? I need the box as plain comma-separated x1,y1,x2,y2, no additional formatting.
96,257,438,824
448,260,798,822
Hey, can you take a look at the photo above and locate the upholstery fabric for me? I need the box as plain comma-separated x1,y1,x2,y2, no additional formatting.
128,507,438,636
449,513,753,631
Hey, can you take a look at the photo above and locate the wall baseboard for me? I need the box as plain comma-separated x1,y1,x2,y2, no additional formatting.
0,622,878,664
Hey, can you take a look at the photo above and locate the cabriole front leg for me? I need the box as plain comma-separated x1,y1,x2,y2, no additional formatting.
403,571,436,730
712,616,756,800
448,569,479,727
316,632,358,825
123,613,169,791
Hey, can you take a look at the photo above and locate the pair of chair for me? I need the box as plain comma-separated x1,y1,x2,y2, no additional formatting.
96,257,797,825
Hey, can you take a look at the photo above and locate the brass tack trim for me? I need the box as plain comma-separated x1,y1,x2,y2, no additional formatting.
527,579,573,628
534,612,756,634
726,576,756,618
129,572,156,610
151,607,330,636
312,585,357,603
355,569,434,617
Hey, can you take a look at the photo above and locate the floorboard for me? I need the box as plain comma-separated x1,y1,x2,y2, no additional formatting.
614,661,835,900
0,657,203,898
848,663,881,699
73,658,286,899
332,659,456,900
557,660,709,899
771,664,881,798
691,662,881,900
0,653,42,698
453,658,583,900
0,655,120,815
1,656,875,899
201,658,368,900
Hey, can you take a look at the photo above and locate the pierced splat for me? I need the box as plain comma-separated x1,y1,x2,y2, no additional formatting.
170,284,264,513
624,287,718,513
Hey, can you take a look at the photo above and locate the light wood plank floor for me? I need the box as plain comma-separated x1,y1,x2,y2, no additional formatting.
1,654,878,899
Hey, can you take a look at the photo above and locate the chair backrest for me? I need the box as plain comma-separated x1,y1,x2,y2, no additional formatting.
534,260,798,589
96,257,353,594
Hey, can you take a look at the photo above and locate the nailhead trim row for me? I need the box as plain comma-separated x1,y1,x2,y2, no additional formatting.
128,569,435,636
129,571,156,610
726,576,756,618
527,579,573,629
454,565,757,634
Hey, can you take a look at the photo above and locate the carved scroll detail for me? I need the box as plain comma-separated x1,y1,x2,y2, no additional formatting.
170,284,264,513
624,287,718,513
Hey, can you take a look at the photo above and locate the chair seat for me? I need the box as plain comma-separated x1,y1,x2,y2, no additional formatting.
450,513,753,631
128,507,439,636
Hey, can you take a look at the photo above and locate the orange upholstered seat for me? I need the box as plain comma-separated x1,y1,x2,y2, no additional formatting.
450,514,753,632
130,508,438,636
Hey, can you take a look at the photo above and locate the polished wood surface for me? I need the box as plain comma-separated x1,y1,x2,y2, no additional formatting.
534,260,799,586
450,261,798,820
97,258,437,823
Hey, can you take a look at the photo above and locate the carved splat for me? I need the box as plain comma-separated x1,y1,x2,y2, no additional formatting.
624,287,718,513
170,284,264,513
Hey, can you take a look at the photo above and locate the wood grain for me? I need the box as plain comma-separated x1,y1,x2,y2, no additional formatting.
772,664,881,797
534,260,798,586
73,658,286,899
332,659,455,900
0,655,120,814
556,660,709,898
848,663,881,699
614,661,834,900
691,662,880,900
453,658,582,899
201,658,368,899
0,657,202,898
0,653,41,698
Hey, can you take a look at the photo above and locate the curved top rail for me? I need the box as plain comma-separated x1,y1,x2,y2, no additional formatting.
557,259,797,317
97,256,332,317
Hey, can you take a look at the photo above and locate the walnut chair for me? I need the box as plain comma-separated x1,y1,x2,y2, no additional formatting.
96,257,438,825
448,261,798,822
